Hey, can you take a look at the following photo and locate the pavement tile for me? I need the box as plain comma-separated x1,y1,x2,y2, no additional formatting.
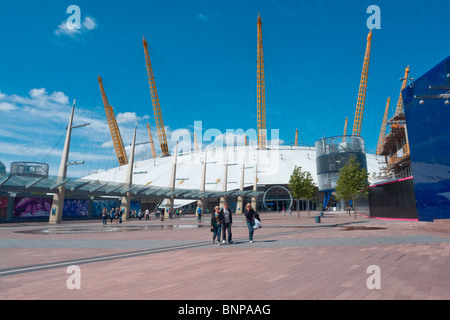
0,211,450,300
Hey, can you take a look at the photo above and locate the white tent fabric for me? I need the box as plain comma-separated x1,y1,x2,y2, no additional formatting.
83,145,383,194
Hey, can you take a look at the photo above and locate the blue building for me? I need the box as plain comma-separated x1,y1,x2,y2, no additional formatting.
403,55,450,221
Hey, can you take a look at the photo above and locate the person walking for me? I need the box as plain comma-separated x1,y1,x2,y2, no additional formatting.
220,203,233,244
210,206,224,245
197,206,202,222
244,203,256,243
115,207,120,224
110,208,115,224
102,207,108,225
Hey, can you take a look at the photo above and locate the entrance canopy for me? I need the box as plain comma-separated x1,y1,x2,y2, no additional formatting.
0,173,263,200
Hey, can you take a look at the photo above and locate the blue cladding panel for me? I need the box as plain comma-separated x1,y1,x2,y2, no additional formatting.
403,56,450,221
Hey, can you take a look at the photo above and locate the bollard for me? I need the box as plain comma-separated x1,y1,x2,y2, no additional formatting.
315,216,321,223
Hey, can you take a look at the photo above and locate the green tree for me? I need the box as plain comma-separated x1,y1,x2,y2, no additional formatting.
335,155,369,219
289,166,317,217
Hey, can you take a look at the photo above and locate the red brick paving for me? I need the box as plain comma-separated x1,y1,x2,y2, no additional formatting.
1,211,450,300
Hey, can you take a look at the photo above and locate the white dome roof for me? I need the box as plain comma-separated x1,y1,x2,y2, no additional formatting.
83,145,383,192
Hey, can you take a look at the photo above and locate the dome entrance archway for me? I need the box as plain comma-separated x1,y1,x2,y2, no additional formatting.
262,185,293,212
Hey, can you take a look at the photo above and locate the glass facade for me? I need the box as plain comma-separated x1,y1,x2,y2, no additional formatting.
315,135,367,191
403,55,450,221
10,162,49,177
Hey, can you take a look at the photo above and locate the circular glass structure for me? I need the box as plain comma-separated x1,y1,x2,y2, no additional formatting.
10,162,49,177
315,135,367,191
263,185,293,211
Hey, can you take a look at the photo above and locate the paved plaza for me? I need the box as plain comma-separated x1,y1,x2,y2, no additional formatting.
0,211,450,300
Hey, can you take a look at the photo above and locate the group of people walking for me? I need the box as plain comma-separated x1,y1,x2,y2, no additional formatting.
101,207,123,225
210,202,261,245
101,208,154,224
101,203,262,245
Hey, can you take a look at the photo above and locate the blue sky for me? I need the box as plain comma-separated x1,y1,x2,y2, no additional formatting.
0,0,449,177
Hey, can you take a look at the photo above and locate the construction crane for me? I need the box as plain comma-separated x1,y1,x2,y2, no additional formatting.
394,66,410,115
256,13,267,150
98,75,128,166
376,67,410,155
146,122,157,159
376,97,391,155
143,36,170,157
352,30,373,136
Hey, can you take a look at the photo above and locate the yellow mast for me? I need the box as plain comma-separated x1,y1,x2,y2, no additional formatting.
146,122,157,159
143,36,170,157
352,30,373,136
376,97,391,155
342,117,349,142
343,117,348,136
256,13,267,149
194,132,199,151
98,75,128,166
394,66,410,115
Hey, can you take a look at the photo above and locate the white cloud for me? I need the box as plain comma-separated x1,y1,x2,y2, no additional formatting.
29,88,47,98
54,16,98,39
82,16,97,30
19,88,69,109
50,91,69,105
0,102,18,112
28,88,69,105
54,21,82,37
0,141,113,162
0,87,158,177
100,140,113,148
116,112,150,124
196,13,209,22
0,87,71,123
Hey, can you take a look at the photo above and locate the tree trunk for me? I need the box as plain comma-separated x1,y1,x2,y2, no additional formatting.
353,196,357,219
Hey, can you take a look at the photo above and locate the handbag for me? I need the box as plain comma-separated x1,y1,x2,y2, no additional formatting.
254,219,261,230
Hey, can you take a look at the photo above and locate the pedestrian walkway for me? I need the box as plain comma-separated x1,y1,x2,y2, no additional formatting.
0,211,449,300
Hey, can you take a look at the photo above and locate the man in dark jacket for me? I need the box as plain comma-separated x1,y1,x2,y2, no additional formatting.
220,203,233,244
